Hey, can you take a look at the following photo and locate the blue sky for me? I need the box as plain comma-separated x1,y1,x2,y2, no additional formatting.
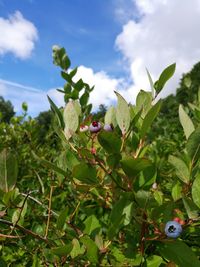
0,0,200,116
0,0,126,87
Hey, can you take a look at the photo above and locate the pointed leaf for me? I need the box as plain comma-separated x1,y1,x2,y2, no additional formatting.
179,104,195,139
83,215,101,235
57,207,69,230
63,101,79,139
47,95,64,129
168,155,190,184
136,90,152,117
183,197,199,219
159,240,200,267
155,63,176,95
104,106,117,127
140,100,162,138
146,68,155,98
80,236,98,263
192,173,200,208
0,149,18,192
32,152,68,177
72,163,98,184
70,238,85,258
51,244,73,257
186,126,200,162
172,182,182,201
121,157,152,178
146,255,163,267
98,131,122,154
115,91,130,135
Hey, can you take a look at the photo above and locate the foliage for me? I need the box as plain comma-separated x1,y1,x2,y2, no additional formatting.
0,96,15,123
0,46,199,266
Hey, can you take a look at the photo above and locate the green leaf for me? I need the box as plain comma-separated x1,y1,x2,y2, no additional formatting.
104,106,117,127
80,236,98,263
168,155,190,184
155,63,176,95
179,104,195,139
135,190,152,208
108,193,133,239
183,197,199,219
192,173,200,208
61,54,71,70
12,200,27,225
57,207,69,230
57,150,79,172
140,100,162,138
186,126,200,162
70,238,85,259
107,153,122,169
80,92,89,107
32,152,68,177
83,214,101,235
74,100,81,116
74,79,85,92
51,244,73,257
63,100,79,139
72,163,98,184
98,131,122,154
146,68,155,98
120,157,152,178
146,255,163,267
184,76,192,88
47,95,64,129
136,90,152,117
172,182,182,201
115,91,130,135
153,191,163,206
0,149,18,192
158,240,200,267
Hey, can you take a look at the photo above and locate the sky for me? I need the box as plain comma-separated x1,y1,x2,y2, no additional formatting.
0,0,200,117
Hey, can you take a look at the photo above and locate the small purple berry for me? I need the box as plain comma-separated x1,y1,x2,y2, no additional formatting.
104,124,113,132
89,121,101,133
165,221,182,238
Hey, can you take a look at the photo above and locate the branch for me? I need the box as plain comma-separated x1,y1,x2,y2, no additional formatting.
0,219,55,245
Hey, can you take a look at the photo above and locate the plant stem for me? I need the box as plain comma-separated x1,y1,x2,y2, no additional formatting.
44,185,54,239
0,219,55,245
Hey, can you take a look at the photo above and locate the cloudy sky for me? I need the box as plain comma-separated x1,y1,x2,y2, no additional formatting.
0,0,200,116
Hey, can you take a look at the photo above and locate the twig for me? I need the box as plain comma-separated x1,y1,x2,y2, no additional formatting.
0,219,55,245
139,212,147,255
44,186,54,239
20,193,59,217
11,191,31,232
94,155,127,191
0,233,24,239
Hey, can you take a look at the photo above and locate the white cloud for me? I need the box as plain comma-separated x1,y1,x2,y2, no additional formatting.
115,0,200,99
0,11,38,59
0,79,63,116
0,66,123,116
74,66,123,109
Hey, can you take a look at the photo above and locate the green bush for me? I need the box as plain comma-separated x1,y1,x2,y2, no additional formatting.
0,46,199,266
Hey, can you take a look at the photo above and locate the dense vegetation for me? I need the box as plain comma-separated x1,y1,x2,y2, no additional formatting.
0,46,200,266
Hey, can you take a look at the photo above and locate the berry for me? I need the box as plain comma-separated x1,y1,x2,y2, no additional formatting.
90,147,96,154
103,124,113,132
173,217,181,223
80,125,88,132
89,121,101,133
165,221,182,238
173,217,185,225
